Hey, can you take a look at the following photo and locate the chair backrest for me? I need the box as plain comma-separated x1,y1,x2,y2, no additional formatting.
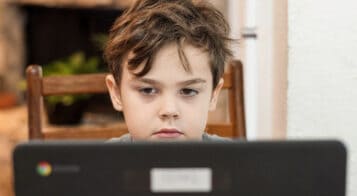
26,60,245,140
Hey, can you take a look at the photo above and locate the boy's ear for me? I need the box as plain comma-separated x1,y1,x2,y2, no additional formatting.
209,78,224,111
105,74,123,111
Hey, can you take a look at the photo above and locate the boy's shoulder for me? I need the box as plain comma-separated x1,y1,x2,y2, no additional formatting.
107,133,132,142
202,132,232,141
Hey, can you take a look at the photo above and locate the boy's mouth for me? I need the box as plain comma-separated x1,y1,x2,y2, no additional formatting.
153,128,183,138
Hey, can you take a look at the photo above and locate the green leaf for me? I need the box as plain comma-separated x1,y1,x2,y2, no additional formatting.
42,51,100,106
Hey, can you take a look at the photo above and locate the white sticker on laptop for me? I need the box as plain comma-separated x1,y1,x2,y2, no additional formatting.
150,168,212,193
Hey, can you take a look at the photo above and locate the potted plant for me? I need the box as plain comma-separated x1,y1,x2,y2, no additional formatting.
43,51,100,125
0,75,17,109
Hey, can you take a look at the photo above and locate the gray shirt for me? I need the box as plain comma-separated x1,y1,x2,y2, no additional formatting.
109,132,231,142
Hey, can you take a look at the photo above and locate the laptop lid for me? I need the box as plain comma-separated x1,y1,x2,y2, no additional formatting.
13,140,346,196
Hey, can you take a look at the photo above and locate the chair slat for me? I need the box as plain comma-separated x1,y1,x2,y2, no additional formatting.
43,123,128,139
205,123,233,137
42,74,108,95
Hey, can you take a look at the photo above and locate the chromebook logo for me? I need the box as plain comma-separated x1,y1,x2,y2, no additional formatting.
37,161,52,177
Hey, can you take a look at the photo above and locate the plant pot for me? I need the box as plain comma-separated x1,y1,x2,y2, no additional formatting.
0,92,17,109
45,100,88,125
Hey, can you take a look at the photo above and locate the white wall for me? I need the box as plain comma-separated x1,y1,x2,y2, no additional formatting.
287,1,357,195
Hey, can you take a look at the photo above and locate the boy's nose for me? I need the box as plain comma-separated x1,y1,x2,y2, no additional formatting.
158,96,180,120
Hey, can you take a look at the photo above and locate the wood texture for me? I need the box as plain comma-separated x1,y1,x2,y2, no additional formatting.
233,60,246,137
26,65,43,139
229,60,246,138
42,74,107,95
43,123,128,140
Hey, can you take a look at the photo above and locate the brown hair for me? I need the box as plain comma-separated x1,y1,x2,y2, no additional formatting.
104,0,233,88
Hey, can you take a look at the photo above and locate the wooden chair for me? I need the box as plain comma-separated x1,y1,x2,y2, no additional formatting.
26,60,245,140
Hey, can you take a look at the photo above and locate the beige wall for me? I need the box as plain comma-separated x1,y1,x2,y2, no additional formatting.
0,4,25,94
234,0,287,139
271,0,288,138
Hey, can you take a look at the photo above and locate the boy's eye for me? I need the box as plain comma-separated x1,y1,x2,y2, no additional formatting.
139,87,158,95
180,88,199,97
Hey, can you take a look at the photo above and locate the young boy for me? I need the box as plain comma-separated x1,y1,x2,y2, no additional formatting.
104,0,233,141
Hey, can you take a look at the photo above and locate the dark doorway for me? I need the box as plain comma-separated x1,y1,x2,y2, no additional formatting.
23,5,122,67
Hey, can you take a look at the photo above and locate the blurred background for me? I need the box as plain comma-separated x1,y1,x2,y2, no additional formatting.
0,0,356,196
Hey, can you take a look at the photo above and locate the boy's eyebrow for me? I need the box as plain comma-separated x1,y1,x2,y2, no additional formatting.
133,78,160,85
178,78,207,86
133,78,207,86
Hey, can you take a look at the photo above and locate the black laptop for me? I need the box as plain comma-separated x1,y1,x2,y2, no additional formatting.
13,140,346,196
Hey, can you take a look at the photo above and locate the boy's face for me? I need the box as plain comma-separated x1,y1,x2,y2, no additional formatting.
106,42,223,141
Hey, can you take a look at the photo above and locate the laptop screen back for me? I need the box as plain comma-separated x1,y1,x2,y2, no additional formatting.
13,140,346,196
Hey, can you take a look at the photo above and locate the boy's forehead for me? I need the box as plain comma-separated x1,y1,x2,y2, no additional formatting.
125,42,211,75
154,42,209,62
